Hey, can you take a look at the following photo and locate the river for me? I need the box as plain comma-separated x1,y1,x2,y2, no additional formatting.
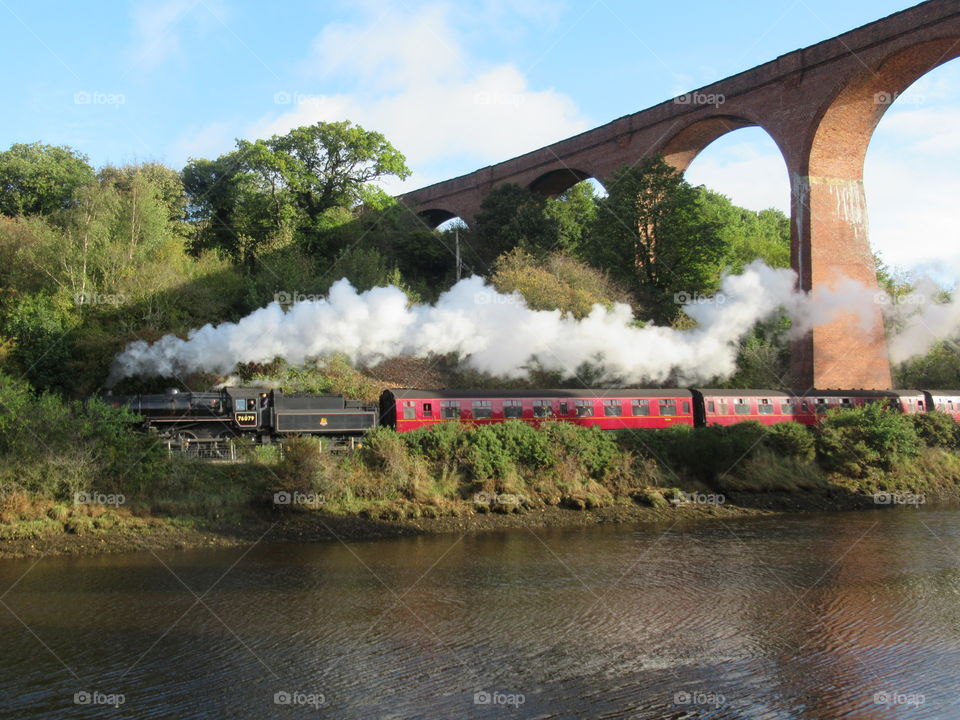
1,508,959,718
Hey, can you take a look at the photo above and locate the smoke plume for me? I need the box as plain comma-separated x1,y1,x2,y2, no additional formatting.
108,261,932,387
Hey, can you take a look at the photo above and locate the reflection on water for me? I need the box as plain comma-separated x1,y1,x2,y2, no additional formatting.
2,509,960,718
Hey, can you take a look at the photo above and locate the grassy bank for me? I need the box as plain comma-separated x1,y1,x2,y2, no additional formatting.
2,380,960,559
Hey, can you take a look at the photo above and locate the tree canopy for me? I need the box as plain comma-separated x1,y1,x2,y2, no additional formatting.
0,143,95,217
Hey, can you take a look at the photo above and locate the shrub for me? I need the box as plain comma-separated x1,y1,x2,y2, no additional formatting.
623,422,768,484
541,421,618,477
403,421,470,464
765,422,816,461
911,411,959,449
489,420,555,469
274,437,325,495
467,425,514,480
815,403,921,476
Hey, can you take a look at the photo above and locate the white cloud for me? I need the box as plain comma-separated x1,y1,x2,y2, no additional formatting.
129,0,226,70
246,3,588,192
129,0,194,68
684,137,790,212
169,121,236,164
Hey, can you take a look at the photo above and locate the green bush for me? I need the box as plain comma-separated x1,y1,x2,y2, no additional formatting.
765,422,816,461
489,420,556,469
911,411,959,449
541,421,618,477
0,372,164,500
467,425,514,480
403,421,470,464
622,422,768,484
815,403,921,476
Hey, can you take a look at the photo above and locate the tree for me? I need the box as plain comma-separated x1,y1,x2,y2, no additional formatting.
583,156,727,323
696,187,789,271
183,121,411,263
544,180,599,254
473,184,560,266
0,143,95,217
259,121,410,212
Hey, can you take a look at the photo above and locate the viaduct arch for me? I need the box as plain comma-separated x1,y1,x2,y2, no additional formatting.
399,0,960,390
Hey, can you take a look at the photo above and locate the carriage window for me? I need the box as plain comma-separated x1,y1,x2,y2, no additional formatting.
659,400,677,416
559,401,569,415
718,402,730,415
781,400,796,415
575,400,594,417
734,400,751,415
816,399,828,414
403,401,416,420
503,400,522,419
603,400,621,417
441,401,460,419
472,400,493,419
841,398,852,407
682,401,690,414
533,400,553,418
423,403,433,418
707,401,716,413
631,400,650,416
801,401,810,412
759,399,774,415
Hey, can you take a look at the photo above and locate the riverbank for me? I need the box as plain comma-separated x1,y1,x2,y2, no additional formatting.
4,403,960,560
0,481,941,561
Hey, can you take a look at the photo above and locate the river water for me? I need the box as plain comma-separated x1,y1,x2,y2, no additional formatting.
1,509,959,719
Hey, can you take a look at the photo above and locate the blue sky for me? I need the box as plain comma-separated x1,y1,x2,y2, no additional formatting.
1,0,956,280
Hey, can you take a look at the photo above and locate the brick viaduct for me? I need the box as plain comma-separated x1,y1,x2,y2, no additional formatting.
396,0,960,391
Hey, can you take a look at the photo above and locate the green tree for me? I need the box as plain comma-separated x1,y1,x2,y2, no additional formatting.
584,156,726,323
696,187,789,271
473,184,560,266
544,180,598,254
0,143,95,216
183,122,411,264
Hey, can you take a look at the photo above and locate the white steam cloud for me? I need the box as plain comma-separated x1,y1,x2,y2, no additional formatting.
108,260,946,387
884,280,960,363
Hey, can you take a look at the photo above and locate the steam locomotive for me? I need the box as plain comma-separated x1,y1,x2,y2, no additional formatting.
104,386,960,442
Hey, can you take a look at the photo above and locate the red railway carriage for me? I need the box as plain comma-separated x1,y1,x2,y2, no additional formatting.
922,391,960,421
692,389,797,427
790,389,926,426
379,389,695,432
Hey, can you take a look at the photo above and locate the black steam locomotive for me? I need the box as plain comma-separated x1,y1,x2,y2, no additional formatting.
103,387,377,442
